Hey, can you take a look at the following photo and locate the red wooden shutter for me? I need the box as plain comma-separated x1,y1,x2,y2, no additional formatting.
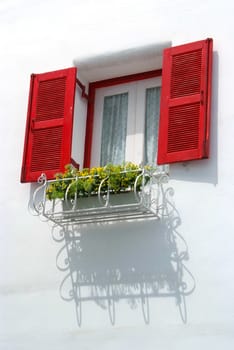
157,38,213,165
21,67,77,182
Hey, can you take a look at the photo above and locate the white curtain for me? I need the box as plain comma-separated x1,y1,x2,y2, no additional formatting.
100,92,128,166
144,86,161,165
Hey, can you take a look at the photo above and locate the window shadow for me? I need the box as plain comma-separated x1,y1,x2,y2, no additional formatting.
52,187,195,327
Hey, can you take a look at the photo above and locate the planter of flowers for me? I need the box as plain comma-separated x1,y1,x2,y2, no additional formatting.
46,162,153,212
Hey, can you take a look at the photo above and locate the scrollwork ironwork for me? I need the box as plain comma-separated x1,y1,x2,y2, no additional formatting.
30,173,47,216
31,169,195,326
31,168,171,225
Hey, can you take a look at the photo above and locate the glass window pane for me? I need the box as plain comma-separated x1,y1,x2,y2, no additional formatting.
144,86,161,165
100,92,128,166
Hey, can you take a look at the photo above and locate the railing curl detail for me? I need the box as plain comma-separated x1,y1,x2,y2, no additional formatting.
32,173,47,215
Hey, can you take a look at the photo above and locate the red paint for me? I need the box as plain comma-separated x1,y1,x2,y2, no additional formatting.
157,38,213,165
204,38,213,158
21,67,77,182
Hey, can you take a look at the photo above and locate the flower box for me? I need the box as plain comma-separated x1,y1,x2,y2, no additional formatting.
33,164,168,225
62,191,140,211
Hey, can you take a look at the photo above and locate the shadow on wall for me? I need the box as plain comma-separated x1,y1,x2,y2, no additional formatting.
52,188,195,327
170,52,219,185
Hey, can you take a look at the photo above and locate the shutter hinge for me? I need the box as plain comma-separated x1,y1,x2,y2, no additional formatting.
20,166,26,182
203,140,208,158
76,78,89,100
70,158,80,169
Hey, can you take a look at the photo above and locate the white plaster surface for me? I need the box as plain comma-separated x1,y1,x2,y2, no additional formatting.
1,0,234,348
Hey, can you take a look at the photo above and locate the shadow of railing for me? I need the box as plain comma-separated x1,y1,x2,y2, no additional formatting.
51,186,195,326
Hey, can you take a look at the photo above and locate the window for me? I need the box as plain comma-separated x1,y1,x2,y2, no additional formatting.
21,38,213,182
90,76,161,167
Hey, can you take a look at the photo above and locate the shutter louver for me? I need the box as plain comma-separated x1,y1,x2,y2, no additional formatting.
157,38,213,165
21,67,77,182
30,126,63,172
36,78,66,121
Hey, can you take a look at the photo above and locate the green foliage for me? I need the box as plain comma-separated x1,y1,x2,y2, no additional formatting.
46,162,155,200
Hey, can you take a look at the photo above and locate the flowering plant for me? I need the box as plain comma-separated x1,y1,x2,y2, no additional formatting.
46,162,153,200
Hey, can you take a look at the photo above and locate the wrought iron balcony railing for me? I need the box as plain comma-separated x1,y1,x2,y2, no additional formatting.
32,168,169,226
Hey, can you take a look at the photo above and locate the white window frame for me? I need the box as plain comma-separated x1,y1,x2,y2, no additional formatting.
90,76,161,167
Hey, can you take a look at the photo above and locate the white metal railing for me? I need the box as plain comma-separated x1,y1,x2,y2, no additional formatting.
32,168,169,226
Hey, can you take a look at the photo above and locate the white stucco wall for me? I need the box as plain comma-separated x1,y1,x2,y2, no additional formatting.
1,0,234,349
